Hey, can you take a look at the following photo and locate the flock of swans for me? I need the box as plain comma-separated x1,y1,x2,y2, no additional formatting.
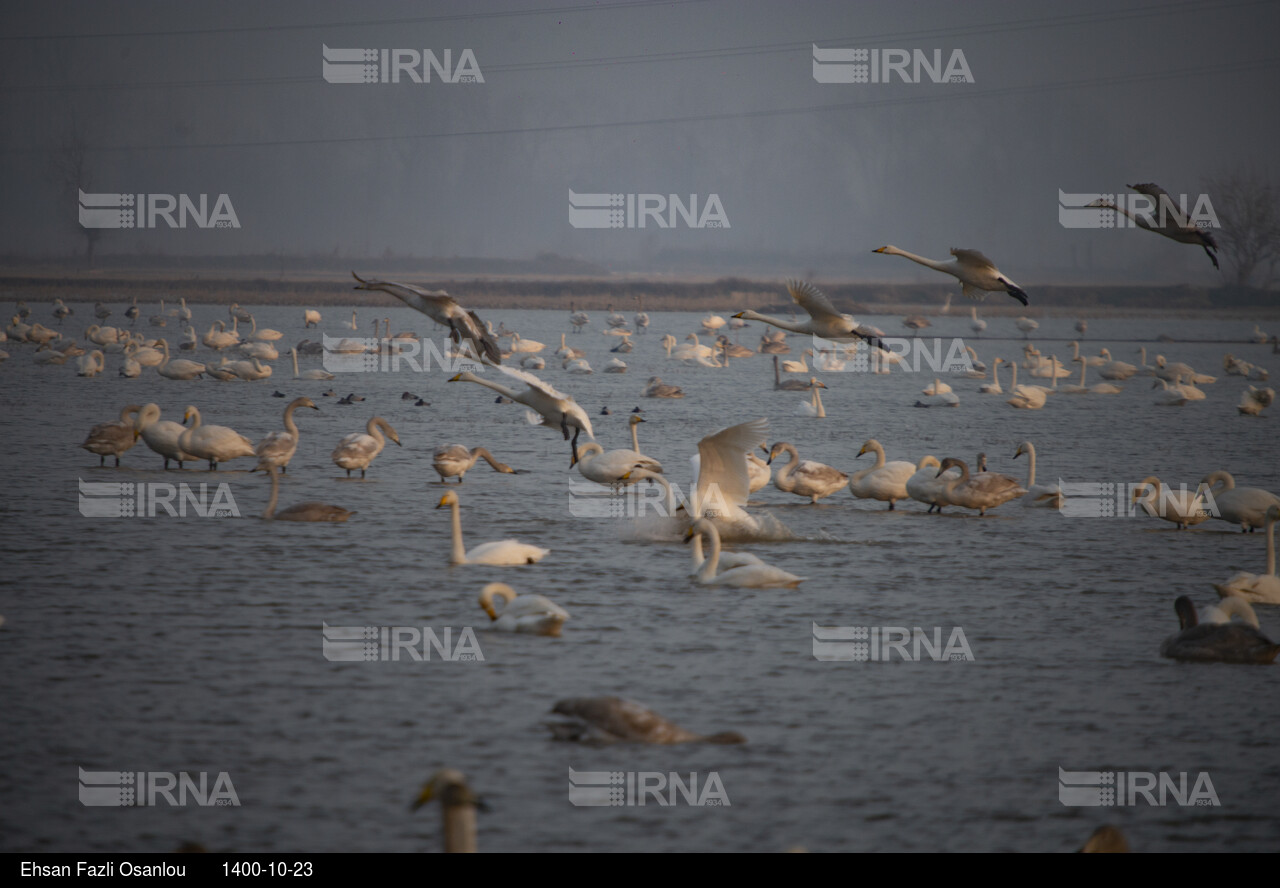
0,279,1262,677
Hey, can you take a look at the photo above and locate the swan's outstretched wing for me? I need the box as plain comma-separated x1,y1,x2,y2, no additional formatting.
950,248,996,270
696,418,769,515
1127,182,1191,227
786,280,843,322
491,363,570,400
1127,182,1173,203
351,272,500,364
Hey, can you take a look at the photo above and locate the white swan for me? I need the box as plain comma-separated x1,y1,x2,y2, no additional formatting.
291,346,334,380
351,274,500,364
304,309,322,328
978,358,1005,393
797,378,827,417
1006,362,1047,409
258,464,354,522
873,246,1029,305
1199,471,1280,532
450,365,593,464
1086,184,1219,269
1096,349,1137,380
686,521,764,575
969,305,987,336
684,519,805,587
733,280,878,343
238,339,279,361
779,353,808,373
156,340,206,380
179,406,256,469
1012,442,1063,508
508,332,545,354
75,350,105,377
688,418,771,531
1238,385,1275,416
81,404,141,466
922,378,953,396
568,303,589,332
332,416,401,478
934,457,1027,515
134,403,195,469
1155,354,1215,385
478,583,568,635
906,455,960,512
644,375,684,398
1152,378,1189,406
248,317,283,342
1068,341,1106,368
573,439,662,486
436,490,549,565
254,396,318,472
202,321,239,350
745,452,772,493
1015,316,1040,338
433,444,515,483
1213,506,1280,604
766,441,848,503
1131,476,1208,529
850,439,916,509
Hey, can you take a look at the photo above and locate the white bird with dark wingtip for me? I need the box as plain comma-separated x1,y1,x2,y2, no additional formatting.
732,280,879,343
449,364,594,464
873,246,1030,305
1086,183,1220,269
352,272,500,364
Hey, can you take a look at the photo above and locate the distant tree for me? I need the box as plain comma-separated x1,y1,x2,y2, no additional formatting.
1204,168,1280,288
46,117,103,266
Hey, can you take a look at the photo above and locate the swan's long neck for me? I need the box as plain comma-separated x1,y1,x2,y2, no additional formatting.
892,248,954,275
991,361,1000,387
463,376,521,400
472,447,504,471
263,468,279,520
690,533,705,571
698,525,722,580
870,443,885,470
1079,361,1087,386
292,350,300,377
1024,445,1037,487
366,418,385,445
449,501,467,564
188,408,202,430
630,422,640,452
283,403,301,437
774,357,781,384
744,310,806,333
776,444,800,485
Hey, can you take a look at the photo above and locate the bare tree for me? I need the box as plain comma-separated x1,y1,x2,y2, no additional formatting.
1203,168,1280,288
46,117,104,266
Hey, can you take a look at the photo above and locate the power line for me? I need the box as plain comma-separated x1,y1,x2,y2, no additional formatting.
0,0,711,41
6,55,1273,155
0,0,1266,94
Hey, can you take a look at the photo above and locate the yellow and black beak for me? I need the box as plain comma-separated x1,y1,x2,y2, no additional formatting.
448,373,462,382
411,777,438,812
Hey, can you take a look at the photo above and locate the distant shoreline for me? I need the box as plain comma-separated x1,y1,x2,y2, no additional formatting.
2,268,1277,318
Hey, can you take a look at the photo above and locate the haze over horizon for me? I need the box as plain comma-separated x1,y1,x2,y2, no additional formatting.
2,0,1277,286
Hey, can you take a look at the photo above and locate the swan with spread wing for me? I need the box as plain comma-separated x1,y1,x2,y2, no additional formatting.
352,272,500,363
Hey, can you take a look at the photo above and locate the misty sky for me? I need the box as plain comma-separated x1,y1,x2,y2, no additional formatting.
1,0,1277,283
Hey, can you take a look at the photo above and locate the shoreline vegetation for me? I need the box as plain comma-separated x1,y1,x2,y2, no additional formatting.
2,263,1276,317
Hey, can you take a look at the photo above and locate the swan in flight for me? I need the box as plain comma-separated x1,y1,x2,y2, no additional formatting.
1199,471,1280,532
352,272,500,364
436,490,548,565
258,464,354,522
547,696,746,745
451,365,593,464
1012,441,1063,508
1086,184,1219,269
733,280,878,343
643,375,684,398
291,346,334,380
849,440,916,509
433,445,515,483
254,396,318,473
332,416,401,478
1131,476,1208,529
797,378,827,417
873,246,1029,305
1160,596,1277,664
934,457,1026,515
134,403,194,469
179,406,256,469
766,441,848,504
1213,506,1280,604
978,358,1005,393
81,404,142,466
478,583,568,636
684,519,805,587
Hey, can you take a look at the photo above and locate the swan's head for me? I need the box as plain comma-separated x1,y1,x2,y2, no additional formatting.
1013,442,1032,460
1156,355,1167,366
1079,825,1130,853
1131,476,1161,504
1173,596,1199,631
411,769,479,813
809,378,826,389
872,245,901,255
570,442,604,467
479,583,516,620
436,490,460,509
629,415,645,426
855,439,879,459
936,457,965,478
293,396,319,412
1267,505,1280,524
682,518,714,544
765,442,788,465
448,371,480,384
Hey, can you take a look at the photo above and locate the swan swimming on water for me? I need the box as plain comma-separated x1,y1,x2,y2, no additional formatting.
1160,595,1278,664
683,518,805,587
478,582,568,635
436,490,549,565
934,457,1026,516
258,464,354,522
1199,471,1280,532
1012,441,1063,508
1213,505,1280,604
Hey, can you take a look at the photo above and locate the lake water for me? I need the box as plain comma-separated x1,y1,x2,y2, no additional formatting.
1,302,1277,852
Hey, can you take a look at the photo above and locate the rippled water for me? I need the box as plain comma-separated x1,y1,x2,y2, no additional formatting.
2,303,1277,852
